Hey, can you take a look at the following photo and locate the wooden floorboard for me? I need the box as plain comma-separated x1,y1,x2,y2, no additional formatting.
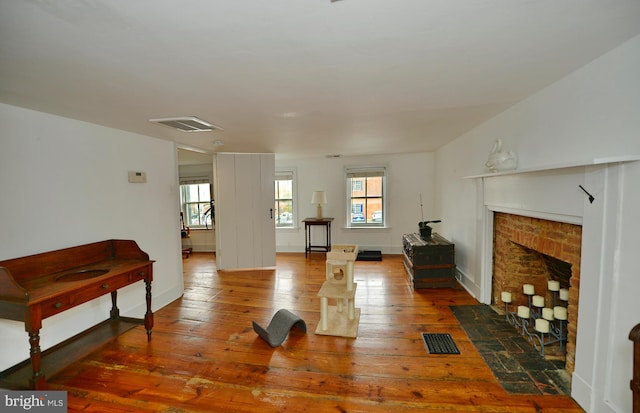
0,318,141,390
47,252,584,412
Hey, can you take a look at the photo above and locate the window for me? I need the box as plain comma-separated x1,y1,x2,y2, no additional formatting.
180,180,213,229
346,166,386,227
275,170,295,228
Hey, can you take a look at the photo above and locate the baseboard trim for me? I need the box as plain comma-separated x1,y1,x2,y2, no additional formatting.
571,372,592,412
455,268,481,300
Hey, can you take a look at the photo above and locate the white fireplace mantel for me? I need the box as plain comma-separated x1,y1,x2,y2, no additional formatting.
463,154,640,179
464,157,639,413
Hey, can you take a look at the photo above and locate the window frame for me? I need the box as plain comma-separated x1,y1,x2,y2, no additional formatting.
345,165,387,228
275,168,297,229
179,179,213,229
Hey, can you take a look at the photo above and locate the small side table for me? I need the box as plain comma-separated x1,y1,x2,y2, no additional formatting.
303,217,334,257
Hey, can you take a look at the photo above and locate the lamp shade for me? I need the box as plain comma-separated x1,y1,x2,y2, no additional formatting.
311,191,327,205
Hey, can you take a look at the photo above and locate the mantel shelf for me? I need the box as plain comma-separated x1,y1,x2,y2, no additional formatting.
463,155,640,179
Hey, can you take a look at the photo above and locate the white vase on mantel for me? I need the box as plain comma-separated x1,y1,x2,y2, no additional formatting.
486,139,518,172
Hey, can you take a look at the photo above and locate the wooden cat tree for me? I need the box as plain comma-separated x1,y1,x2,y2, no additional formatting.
315,244,360,337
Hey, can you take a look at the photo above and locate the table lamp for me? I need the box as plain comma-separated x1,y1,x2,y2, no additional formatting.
311,190,327,219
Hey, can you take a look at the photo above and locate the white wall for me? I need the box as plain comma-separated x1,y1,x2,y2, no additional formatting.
434,35,640,413
182,229,215,252
0,103,184,371
275,152,435,254
606,160,640,411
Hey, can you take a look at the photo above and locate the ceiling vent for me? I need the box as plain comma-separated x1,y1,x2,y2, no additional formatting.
149,116,222,132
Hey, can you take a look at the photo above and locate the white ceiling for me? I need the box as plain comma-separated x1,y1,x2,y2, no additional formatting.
2,1,640,160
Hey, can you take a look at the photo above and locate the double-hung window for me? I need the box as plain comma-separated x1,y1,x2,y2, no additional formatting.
346,166,386,227
275,170,295,228
180,179,213,229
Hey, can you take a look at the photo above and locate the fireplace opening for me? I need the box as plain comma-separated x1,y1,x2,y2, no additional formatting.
540,252,572,290
491,212,582,375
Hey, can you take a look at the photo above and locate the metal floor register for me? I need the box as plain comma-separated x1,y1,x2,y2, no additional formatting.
422,333,460,354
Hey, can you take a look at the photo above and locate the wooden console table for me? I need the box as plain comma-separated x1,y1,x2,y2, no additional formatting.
0,239,154,389
303,218,334,257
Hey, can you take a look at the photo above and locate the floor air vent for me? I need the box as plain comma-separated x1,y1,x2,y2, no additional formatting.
422,333,460,354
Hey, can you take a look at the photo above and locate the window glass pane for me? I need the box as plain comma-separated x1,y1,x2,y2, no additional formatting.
366,176,382,197
275,200,293,227
186,186,197,202
275,172,295,228
351,179,364,195
180,183,213,228
346,167,385,226
198,184,211,201
277,180,292,199
366,198,382,222
186,203,200,226
350,199,365,223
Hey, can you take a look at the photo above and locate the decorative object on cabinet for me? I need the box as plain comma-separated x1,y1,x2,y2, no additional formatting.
418,220,441,240
417,194,442,240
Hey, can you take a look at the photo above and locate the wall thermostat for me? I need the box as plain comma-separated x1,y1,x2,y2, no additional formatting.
128,171,147,183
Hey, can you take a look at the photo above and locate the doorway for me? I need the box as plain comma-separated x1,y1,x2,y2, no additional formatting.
177,148,216,254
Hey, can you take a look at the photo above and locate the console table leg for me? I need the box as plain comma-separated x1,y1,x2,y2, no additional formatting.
110,290,120,319
144,279,154,341
28,330,46,389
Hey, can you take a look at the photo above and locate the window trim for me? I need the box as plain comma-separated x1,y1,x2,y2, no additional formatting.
345,165,387,228
179,178,213,229
275,167,297,230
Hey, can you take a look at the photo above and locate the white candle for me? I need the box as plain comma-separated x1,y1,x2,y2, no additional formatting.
501,291,512,303
535,318,550,333
532,295,545,307
554,306,568,320
548,280,560,291
517,305,530,319
559,288,569,301
523,284,535,295
542,307,555,321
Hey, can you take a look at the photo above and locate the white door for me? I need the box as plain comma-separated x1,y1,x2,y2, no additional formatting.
214,153,276,270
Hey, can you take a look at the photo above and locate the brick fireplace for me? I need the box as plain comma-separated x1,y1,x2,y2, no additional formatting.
492,212,582,374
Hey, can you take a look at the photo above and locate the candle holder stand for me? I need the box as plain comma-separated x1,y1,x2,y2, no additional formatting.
502,281,569,358
531,298,544,319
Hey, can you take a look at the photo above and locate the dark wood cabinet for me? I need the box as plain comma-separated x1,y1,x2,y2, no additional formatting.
0,239,154,389
402,233,456,288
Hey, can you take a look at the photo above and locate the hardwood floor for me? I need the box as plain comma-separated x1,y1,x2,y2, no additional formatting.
50,252,584,412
